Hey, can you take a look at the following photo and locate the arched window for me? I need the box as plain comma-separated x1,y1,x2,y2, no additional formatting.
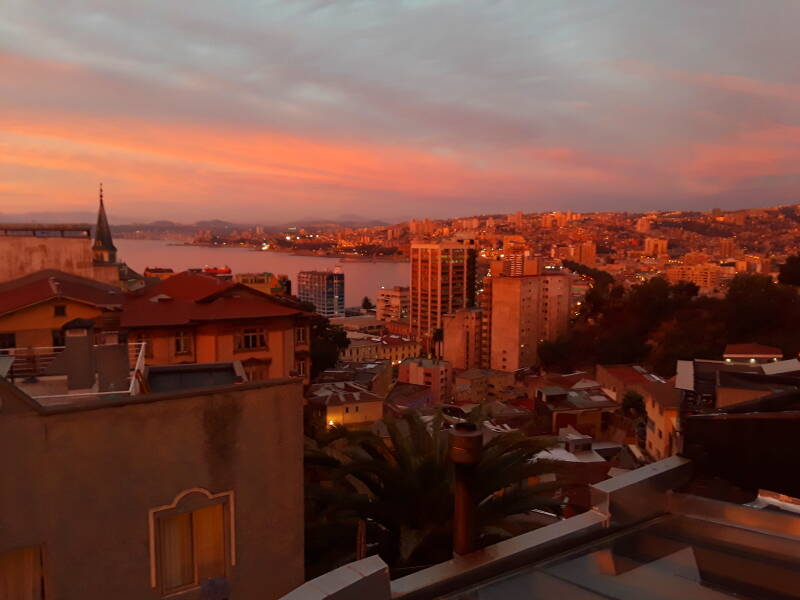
148,488,235,595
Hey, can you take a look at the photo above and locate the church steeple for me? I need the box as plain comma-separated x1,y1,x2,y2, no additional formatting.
92,183,117,265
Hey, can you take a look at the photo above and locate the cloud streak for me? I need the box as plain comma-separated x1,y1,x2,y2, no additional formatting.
1,0,799,221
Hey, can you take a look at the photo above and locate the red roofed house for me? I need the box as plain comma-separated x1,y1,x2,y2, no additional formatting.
121,272,310,383
0,269,124,351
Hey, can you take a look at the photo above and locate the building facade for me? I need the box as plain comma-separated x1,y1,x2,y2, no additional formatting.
122,272,311,383
442,307,484,371
375,286,409,323
397,357,452,404
0,270,125,351
409,239,477,348
490,274,571,372
0,189,137,289
297,269,345,317
0,376,305,600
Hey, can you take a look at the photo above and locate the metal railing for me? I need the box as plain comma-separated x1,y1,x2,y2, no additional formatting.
0,346,65,379
0,341,148,400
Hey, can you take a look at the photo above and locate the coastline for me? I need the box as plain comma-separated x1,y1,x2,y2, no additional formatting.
169,242,409,262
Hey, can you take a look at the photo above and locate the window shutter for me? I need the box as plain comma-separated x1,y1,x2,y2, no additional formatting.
194,504,226,581
159,513,194,591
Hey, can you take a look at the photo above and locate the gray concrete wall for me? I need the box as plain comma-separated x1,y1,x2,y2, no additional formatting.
0,379,305,600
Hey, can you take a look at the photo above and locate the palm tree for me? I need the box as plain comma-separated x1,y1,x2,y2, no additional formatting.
304,411,563,575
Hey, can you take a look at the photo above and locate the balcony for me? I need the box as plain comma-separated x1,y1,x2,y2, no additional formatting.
1,342,147,406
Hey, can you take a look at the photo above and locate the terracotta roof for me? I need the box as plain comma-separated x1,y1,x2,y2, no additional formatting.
121,271,301,328
0,269,124,316
724,343,783,357
599,365,652,387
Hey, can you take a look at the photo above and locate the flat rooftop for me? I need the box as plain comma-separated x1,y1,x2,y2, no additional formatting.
442,509,800,599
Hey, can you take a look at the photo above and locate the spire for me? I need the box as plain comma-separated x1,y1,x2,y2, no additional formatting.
92,182,117,264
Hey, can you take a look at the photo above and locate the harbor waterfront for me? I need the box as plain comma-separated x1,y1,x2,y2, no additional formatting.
115,238,409,306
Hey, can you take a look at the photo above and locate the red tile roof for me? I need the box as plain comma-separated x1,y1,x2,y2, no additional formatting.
724,343,783,357
599,365,652,387
121,271,301,328
0,269,124,316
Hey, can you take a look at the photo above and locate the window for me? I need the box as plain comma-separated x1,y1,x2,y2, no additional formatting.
0,332,16,350
157,504,226,595
174,330,193,355
0,546,43,600
235,328,267,352
294,360,306,377
53,304,67,317
294,327,307,344
51,329,65,347
135,333,154,358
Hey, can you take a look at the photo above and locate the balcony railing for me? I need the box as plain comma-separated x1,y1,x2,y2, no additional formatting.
0,342,148,400
0,342,143,380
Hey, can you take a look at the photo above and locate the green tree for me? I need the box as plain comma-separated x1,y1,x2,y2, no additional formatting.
362,296,375,310
308,314,350,377
779,255,800,286
305,412,563,574
647,298,727,377
725,274,800,343
621,390,645,418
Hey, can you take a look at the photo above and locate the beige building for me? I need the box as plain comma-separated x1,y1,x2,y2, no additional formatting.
643,237,668,257
409,239,477,348
633,381,681,461
572,241,596,266
0,191,138,289
453,369,517,404
0,375,305,600
397,357,452,404
666,264,722,291
0,224,122,286
442,307,484,370
306,381,384,430
375,286,409,323
490,274,571,372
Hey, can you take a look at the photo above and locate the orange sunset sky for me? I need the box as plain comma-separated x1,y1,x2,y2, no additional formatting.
1,1,799,223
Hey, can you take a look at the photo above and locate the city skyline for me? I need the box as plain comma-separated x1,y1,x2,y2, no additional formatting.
2,1,800,222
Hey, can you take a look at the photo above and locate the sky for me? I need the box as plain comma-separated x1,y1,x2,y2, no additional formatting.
1,0,799,224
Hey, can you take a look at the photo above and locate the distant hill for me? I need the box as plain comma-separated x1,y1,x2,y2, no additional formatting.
0,211,96,224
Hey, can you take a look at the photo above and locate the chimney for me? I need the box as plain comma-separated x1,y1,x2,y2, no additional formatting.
449,422,483,556
62,318,96,391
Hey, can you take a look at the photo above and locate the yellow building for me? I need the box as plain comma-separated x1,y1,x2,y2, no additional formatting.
305,381,384,430
633,381,681,461
234,272,291,296
0,270,124,351
665,264,722,290
121,272,310,383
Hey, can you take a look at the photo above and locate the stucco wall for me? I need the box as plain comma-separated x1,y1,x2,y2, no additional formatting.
0,236,121,286
131,318,297,381
0,236,94,283
0,379,305,600
0,298,102,348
